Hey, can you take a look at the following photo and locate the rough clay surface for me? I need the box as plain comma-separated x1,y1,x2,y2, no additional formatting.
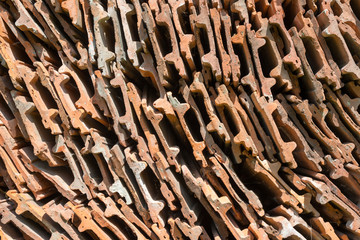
0,0,359,239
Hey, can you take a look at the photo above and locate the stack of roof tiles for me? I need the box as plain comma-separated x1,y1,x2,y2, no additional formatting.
0,0,359,239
